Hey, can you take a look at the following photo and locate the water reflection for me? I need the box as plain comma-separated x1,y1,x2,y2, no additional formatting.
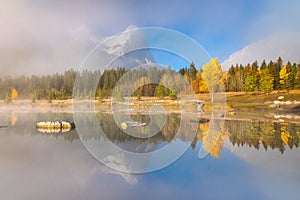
80,113,300,158
10,112,18,126
1,112,300,199
3,112,300,158
0,112,79,142
225,120,300,154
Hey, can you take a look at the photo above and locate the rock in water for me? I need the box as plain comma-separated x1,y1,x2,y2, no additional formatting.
36,120,75,133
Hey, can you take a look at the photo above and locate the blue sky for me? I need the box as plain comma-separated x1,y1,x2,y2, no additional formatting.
0,0,300,76
94,0,268,62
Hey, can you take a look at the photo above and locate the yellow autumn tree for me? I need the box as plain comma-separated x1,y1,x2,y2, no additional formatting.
11,88,18,100
192,79,199,93
201,58,223,101
199,79,209,93
196,71,209,93
280,64,291,92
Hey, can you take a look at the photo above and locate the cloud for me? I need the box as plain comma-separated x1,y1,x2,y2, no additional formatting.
248,0,300,40
0,2,93,76
0,0,184,77
0,1,139,77
2,0,299,76
221,32,300,70
220,1,300,69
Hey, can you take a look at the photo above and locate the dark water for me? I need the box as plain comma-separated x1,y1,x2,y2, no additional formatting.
1,112,300,200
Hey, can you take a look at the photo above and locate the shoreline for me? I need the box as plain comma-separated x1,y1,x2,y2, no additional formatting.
0,99,300,123
1,91,300,123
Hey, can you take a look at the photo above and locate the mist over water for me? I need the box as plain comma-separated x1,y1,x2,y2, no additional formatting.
1,111,300,199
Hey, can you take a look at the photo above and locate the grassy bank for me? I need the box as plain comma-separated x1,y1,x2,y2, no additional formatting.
196,90,300,111
1,90,300,114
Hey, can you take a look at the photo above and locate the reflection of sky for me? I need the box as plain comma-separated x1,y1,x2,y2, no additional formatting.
139,147,267,200
224,139,300,200
1,113,300,199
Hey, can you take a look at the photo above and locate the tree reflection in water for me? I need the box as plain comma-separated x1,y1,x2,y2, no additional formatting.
5,112,300,158
225,120,300,154
85,113,300,158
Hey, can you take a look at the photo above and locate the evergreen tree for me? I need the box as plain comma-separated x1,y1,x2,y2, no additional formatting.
251,61,260,90
290,62,297,89
155,84,166,99
47,91,52,103
294,65,300,89
243,63,258,92
280,63,291,92
237,65,245,91
226,65,239,92
188,62,197,82
179,68,186,76
168,89,177,100
5,88,11,104
113,87,124,101
136,88,141,101
266,60,280,90
259,69,273,94
261,59,267,70
273,57,283,90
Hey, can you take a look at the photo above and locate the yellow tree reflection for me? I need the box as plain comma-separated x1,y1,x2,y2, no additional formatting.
202,129,224,158
10,112,18,126
280,123,292,145
199,120,225,158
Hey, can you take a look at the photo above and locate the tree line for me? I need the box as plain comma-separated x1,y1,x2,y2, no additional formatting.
1,57,300,102
0,65,198,101
0,69,79,102
223,57,300,93
178,57,300,93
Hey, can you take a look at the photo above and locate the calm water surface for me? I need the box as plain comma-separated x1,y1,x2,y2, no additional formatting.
1,112,300,200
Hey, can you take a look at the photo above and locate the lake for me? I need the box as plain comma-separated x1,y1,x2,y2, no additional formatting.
1,111,300,200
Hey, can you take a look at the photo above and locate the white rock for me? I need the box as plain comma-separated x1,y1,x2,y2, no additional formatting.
285,101,292,105
273,100,280,105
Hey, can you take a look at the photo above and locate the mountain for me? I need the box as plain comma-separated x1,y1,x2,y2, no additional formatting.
86,25,156,71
